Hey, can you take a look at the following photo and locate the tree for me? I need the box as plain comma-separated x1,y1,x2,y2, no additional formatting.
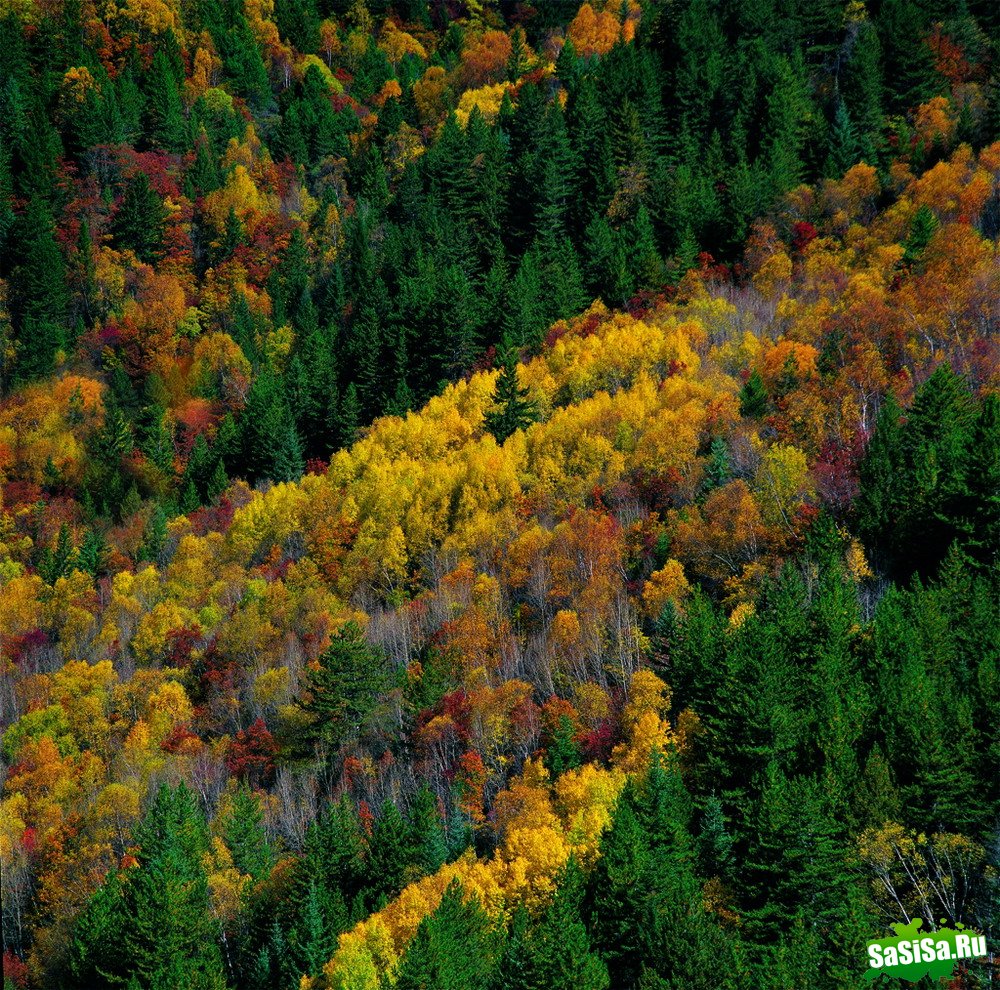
902,205,939,267
237,370,304,483
524,859,609,990
484,350,537,443
826,100,859,177
407,785,448,876
73,783,229,990
739,370,768,418
220,788,273,883
396,881,497,990
9,196,68,379
145,49,187,152
298,621,396,755
114,172,166,263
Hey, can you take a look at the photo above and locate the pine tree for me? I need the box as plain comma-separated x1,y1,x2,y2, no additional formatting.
878,0,941,114
544,714,582,778
895,365,976,576
407,785,448,876
502,249,547,350
339,382,361,448
221,788,274,882
145,48,187,152
484,350,537,444
206,460,229,503
289,879,335,979
964,393,1000,566
122,783,227,990
543,237,588,324
396,880,497,990
842,19,884,163
524,859,609,990
567,79,615,236
627,206,663,292
739,370,768,418
74,217,97,326
855,391,902,559
365,800,411,899
702,436,731,494
298,621,395,754
114,172,166,263
238,370,305,483
588,792,652,987
68,871,129,988
77,528,109,577
297,796,367,933
10,196,68,380
826,100,860,177
137,505,168,564
39,523,76,584
902,204,939,267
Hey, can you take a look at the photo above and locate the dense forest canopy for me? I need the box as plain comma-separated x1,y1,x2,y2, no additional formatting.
1,0,999,988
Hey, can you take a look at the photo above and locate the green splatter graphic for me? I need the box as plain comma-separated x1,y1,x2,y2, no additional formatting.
864,918,986,982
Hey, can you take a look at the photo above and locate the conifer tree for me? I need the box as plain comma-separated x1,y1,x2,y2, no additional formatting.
484,349,537,444
145,49,187,152
221,788,274,882
396,881,497,990
739,370,768,418
124,784,227,990
10,196,68,380
525,859,608,990
298,621,395,754
114,172,166,264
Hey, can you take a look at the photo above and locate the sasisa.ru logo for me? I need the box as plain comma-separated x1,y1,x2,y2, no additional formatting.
865,918,987,982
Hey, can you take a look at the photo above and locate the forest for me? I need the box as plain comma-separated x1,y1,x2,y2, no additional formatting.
1,0,999,988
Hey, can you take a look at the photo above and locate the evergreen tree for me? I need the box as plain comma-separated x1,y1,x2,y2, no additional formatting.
113,172,166,263
855,391,902,559
396,881,497,990
297,621,395,754
702,436,731,494
484,350,537,444
407,785,448,876
826,100,860,177
739,370,768,418
878,0,941,114
964,393,1000,566
9,196,68,380
238,370,305,483
124,784,227,990
137,505,168,564
842,18,884,162
339,382,361,448
145,48,187,152
524,859,609,990
221,788,274,882
502,249,547,349
902,204,939,267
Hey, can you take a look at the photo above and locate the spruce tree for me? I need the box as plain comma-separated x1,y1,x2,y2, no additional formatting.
10,196,68,380
902,204,939,267
113,172,166,263
407,785,448,876
123,783,227,990
484,350,537,444
238,370,305,483
298,621,395,754
525,859,609,990
738,370,768,418
396,881,497,990
145,48,187,152
826,100,860,177
221,787,274,882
